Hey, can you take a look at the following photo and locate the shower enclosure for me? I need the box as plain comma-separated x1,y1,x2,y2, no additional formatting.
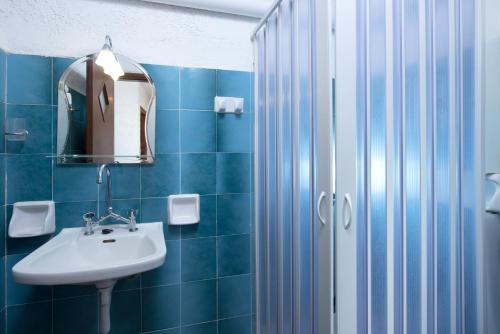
253,0,485,333
336,0,482,332
252,0,334,332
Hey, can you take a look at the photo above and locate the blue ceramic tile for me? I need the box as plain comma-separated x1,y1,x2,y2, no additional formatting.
0,156,4,204
6,104,52,154
0,103,5,153
98,164,140,199
180,279,217,326
53,284,96,300
156,110,180,154
53,295,98,334
7,236,50,255
6,154,52,204
0,257,4,310
111,290,141,334
180,153,215,195
181,237,216,282
143,240,181,287
7,302,52,334
114,273,141,292
217,235,250,276
0,206,4,257
51,105,56,153
154,329,180,334
218,274,252,318
6,254,52,305
218,316,252,334
55,201,97,232
142,285,180,332
140,198,181,240
54,164,97,202
216,153,251,194
0,308,4,334
52,57,75,104
181,195,216,239
141,197,168,223
0,50,5,103
216,70,252,112
141,154,180,197
143,64,179,110
141,198,181,239
98,198,140,222
181,321,217,334
216,113,251,153
180,110,215,152
217,194,251,235
180,68,215,110
7,54,51,105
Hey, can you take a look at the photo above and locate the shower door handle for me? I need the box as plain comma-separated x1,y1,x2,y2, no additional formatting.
343,193,353,230
317,191,327,225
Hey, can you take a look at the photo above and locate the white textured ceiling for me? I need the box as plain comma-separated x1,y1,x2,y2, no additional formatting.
142,0,274,18
0,0,258,71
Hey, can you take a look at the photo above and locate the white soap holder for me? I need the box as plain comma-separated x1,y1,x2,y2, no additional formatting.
214,96,244,114
9,201,56,238
168,194,200,225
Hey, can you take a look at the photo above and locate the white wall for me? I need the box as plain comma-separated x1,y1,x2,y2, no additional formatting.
484,1,500,332
0,0,258,71
485,0,500,172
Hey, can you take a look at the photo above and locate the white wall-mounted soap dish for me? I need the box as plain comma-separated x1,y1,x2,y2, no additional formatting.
9,201,56,238
168,194,200,225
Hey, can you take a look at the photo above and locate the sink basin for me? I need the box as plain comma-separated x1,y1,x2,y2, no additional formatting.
13,222,166,285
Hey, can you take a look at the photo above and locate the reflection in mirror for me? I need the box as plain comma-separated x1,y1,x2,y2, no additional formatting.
57,54,156,164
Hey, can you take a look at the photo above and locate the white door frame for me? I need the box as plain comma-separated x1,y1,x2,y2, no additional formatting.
335,0,358,333
313,0,335,332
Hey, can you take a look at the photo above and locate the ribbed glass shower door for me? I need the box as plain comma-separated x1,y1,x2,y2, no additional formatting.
336,0,482,333
253,0,334,332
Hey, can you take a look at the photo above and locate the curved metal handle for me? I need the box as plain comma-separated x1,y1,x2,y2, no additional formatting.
343,194,353,230
5,130,29,136
317,191,327,225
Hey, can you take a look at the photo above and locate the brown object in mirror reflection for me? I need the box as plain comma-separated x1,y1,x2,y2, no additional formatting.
140,107,147,157
86,56,115,163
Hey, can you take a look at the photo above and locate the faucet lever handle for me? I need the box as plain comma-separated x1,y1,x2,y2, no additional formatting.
128,209,138,219
83,212,96,222
83,212,96,236
127,209,138,232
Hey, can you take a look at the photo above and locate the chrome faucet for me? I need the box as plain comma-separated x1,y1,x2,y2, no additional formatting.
97,164,113,214
82,164,139,234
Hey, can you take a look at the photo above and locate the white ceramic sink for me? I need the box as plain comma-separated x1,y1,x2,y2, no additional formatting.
13,222,166,285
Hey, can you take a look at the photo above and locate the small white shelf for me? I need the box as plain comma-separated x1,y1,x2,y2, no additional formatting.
168,194,200,225
9,201,55,238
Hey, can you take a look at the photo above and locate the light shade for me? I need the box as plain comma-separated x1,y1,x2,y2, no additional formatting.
95,37,124,81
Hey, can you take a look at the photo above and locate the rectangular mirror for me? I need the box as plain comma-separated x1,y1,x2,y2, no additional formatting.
57,54,156,164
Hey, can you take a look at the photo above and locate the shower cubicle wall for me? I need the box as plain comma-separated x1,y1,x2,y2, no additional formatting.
336,0,483,333
253,0,334,332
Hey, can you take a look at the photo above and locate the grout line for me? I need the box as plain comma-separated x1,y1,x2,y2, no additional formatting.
214,69,219,334
140,314,252,334
177,66,182,330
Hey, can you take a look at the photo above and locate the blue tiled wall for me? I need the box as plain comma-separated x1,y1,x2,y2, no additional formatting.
2,52,254,334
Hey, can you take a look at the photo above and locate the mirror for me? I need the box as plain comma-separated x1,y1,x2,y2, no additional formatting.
57,53,156,164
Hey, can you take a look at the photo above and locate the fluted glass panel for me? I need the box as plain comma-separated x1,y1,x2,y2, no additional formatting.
355,0,478,333
254,1,316,332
